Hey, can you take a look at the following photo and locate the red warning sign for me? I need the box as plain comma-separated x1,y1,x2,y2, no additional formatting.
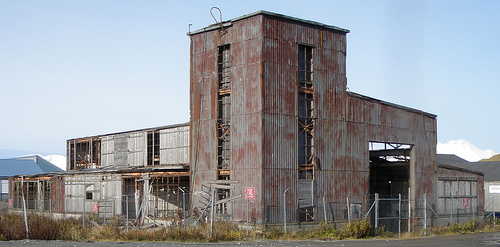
463,198,470,208
245,187,255,200
93,203,99,212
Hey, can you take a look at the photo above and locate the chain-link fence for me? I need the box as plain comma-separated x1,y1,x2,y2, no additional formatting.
8,191,487,234
9,190,192,229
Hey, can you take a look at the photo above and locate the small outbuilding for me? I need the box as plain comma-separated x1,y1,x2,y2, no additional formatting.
1,155,62,201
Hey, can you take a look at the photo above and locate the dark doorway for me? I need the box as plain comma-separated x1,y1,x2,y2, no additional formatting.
369,142,412,232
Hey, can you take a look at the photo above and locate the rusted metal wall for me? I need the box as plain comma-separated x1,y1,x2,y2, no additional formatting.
346,92,438,221
261,14,352,223
189,11,438,225
189,13,265,221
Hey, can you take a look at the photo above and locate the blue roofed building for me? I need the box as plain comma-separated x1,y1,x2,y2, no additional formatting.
0,155,63,200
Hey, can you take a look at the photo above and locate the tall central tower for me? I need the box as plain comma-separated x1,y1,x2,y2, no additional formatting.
189,11,349,223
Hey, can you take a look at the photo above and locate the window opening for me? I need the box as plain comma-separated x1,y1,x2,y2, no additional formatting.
217,44,231,180
217,188,230,214
69,137,101,170
298,45,315,180
147,131,160,166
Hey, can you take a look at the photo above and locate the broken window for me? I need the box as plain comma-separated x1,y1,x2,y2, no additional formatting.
217,44,231,180
217,188,230,214
298,45,315,180
147,131,160,166
68,137,101,170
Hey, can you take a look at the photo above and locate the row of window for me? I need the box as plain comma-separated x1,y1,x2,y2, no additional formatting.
67,131,163,170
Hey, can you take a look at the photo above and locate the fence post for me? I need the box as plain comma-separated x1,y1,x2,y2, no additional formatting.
178,187,186,231
21,176,29,239
210,189,215,238
104,196,107,224
323,195,327,223
472,197,475,220
375,193,379,235
153,196,156,228
398,193,401,236
283,188,289,234
123,194,129,232
450,195,453,225
347,194,351,224
64,194,67,219
423,193,427,235
491,194,496,226
83,197,86,228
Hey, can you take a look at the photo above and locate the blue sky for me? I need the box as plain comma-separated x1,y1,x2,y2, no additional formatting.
1,0,499,157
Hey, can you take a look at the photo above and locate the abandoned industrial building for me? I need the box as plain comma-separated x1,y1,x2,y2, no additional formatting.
8,11,484,232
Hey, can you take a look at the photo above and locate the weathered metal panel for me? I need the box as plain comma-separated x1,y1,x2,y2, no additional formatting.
189,14,268,222
113,134,128,166
190,11,438,226
101,135,114,167
128,131,145,167
160,125,189,165
64,173,123,215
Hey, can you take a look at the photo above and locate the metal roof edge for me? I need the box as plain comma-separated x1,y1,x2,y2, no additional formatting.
67,122,189,142
188,10,350,36
347,91,437,119
437,163,484,176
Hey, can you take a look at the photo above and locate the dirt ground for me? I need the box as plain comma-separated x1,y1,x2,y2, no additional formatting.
1,232,500,247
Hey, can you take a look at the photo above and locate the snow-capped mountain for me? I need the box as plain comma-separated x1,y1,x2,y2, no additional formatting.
41,154,66,171
437,139,498,162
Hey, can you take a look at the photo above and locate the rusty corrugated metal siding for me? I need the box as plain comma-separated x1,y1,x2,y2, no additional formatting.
189,11,438,226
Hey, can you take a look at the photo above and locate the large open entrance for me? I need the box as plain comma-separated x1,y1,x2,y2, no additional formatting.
369,142,412,232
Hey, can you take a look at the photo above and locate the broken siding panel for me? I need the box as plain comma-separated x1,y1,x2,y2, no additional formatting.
298,179,316,208
113,134,128,166
64,174,123,215
101,136,114,167
128,132,145,167
160,126,189,165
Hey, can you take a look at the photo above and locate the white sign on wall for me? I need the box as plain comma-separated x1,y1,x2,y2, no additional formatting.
489,185,500,194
